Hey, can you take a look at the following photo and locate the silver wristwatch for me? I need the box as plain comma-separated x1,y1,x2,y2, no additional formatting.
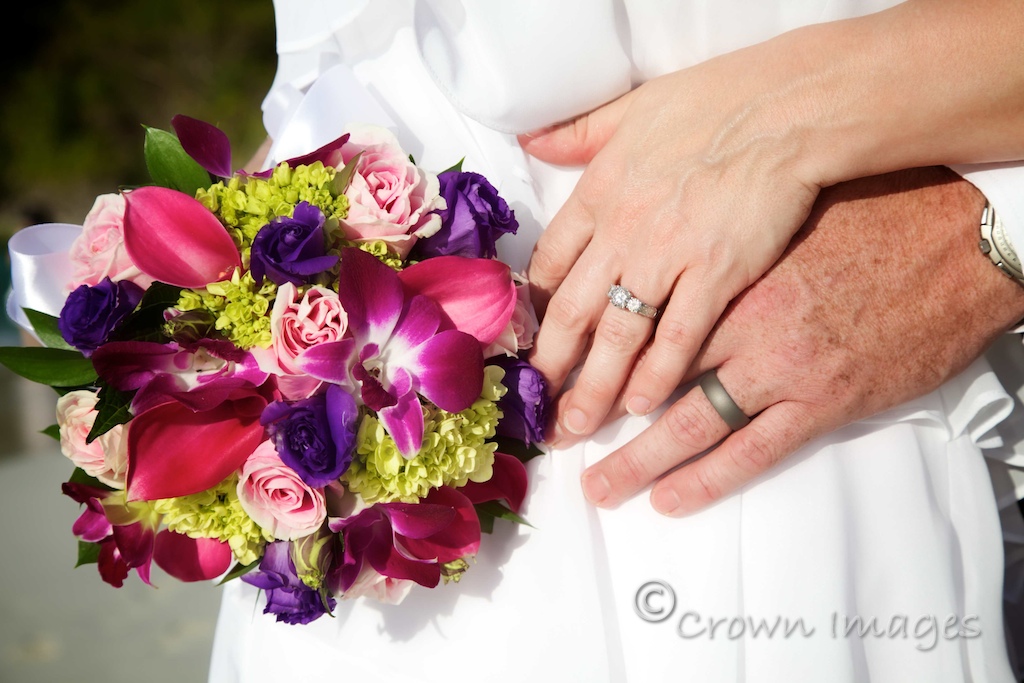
979,201,1024,287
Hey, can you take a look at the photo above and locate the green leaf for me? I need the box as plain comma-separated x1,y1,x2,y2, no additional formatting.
475,501,532,532
0,347,97,387
76,540,102,568
477,510,495,534
144,125,212,195
85,384,134,444
22,308,75,350
332,151,362,194
492,436,545,464
441,157,464,174
108,282,182,343
68,466,112,491
40,424,60,440
218,560,260,585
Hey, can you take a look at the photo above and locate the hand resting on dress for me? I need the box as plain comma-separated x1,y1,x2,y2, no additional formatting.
520,0,1024,450
553,167,1024,515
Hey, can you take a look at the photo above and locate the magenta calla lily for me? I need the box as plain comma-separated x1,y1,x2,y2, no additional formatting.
459,452,529,514
398,255,517,346
126,391,268,501
153,530,233,582
328,486,481,592
123,186,241,288
298,248,484,457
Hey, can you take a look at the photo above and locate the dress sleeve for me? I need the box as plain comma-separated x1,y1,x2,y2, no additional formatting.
261,0,369,141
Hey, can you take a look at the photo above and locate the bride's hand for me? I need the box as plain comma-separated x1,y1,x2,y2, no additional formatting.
521,1,1024,445
520,31,829,442
571,168,1024,515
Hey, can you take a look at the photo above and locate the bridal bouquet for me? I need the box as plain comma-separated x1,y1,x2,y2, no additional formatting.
1,115,548,625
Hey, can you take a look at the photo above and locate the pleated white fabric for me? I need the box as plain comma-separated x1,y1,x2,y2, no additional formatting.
208,2,1024,680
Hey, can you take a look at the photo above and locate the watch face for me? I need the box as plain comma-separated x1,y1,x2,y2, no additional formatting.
992,216,1023,273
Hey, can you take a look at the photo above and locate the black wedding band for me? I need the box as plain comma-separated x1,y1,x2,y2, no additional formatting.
699,370,751,431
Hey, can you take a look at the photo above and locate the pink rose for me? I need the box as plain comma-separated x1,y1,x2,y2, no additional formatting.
341,565,414,605
56,390,128,488
339,125,445,258
251,283,348,399
68,193,154,290
483,275,539,358
237,441,327,541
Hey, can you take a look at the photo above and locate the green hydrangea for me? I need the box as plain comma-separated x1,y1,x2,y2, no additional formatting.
172,268,276,349
152,475,273,566
344,366,507,503
196,161,349,262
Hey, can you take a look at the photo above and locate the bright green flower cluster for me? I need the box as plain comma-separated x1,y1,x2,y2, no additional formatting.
152,475,273,566
173,268,276,350
354,239,406,270
196,162,349,261
344,366,508,503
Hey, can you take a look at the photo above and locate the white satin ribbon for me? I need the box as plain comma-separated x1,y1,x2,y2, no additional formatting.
6,223,81,336
265,63,397,169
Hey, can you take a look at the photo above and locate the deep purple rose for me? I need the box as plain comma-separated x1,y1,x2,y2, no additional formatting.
261,384,359,488
250,202,338,286
58,277,144,355
242,541,335,625
411,171,518,260
492,356,549,445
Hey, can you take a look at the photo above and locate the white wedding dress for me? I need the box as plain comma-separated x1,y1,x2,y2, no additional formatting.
208,2,1024,681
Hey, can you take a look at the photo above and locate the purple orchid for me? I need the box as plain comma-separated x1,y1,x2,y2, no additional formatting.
298,248,485,457
92,339,269,414
171,114,349,179
327,486,481,593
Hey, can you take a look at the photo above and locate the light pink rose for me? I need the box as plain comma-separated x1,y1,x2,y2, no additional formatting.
56,390,128,489
251,283,348,399
68,193,154,290
339,124,445,258
237,441,327,541
483,275,539,357
342,565,414,605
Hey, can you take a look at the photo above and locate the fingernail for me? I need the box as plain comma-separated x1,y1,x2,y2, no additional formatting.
652,488,681,516
564,408,588,435
582,471,611,505
626,396,651,416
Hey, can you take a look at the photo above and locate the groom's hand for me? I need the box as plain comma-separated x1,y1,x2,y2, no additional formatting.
571,167,1024,515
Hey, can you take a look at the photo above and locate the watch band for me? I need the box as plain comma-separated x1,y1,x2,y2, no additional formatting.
979,201,1024,287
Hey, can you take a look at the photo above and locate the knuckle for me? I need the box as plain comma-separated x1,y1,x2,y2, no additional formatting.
596,315,644,353
546,294,589,331
691,463,723,505
527,244,564,284
571,374,613,404
727,426,778,474
653,318,693,355
608,449,650,492
662,401,717,451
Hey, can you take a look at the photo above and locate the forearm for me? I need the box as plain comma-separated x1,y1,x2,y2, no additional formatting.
699,0,1024,188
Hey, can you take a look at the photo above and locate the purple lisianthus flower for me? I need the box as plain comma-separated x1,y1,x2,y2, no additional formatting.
250,202,338,286
410,171,518,260
491,356,549,445
58,277,144,355
261,384,359,488
242,541,335,625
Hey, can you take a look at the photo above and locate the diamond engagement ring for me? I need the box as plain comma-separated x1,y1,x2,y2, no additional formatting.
607,284,658,319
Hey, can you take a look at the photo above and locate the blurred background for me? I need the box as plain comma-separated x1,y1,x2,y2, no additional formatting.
0,2,276,681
